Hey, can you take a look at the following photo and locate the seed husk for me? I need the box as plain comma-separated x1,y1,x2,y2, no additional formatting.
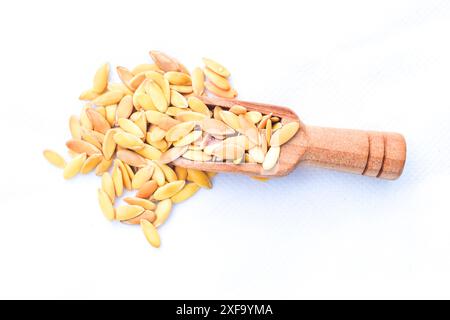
153,199,172,227
135,144,162,161
165,121,195,142
80,106,93,129
113,131,144,150
187,169,212,189
123,197,156,211
63,153,87,179
92,91,124,107
213,106,223,121
80,128,102,149
173,130,202,147
164,71,192,86
129,73,146,91
80,154,103,174
116,205,145,221
86,108,111,134
132,166,155,189
136,180,158,198
92,63,109,94
69,116,82,139
182,150,212,162
102,129,117,160
122,210,156,225
262,146,280,170
203,67,230,90
187,96,210,116
105,105,117,126
43,150,66,168
108,82,134,95
202,57,230,78
269,121,300,147
116,149,147,167
117,118,144,138
192,67,204,95
101,172,115,202
141,219,161,248
97,188,115,221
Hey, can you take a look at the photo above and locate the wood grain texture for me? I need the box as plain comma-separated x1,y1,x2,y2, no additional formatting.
172,96,406,180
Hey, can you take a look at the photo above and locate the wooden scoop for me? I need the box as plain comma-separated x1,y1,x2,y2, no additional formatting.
173,96,407,180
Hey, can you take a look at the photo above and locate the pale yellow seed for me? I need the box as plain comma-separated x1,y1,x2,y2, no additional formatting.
43,150,66,168
63,153,86,179
96,106,106,118
116,205,145,221
170,85,193,94
92,63,109,94
80,128,102,149
105,105,117,126
145,71,171,103
220,110,240,130
269,122,300,147
135,144,162,161
201,118,235,136
204,67,230,90
95,158,112,175
123,197,156,211
86,108,111,134
176,111,208,122
266,119,272,144
202,57,230,78
146,110,180,130
238,115,259,145
192,67,205,96
122,210,156,225
118,118,144,138
165,121,195,142
117,150,147,168
229,105,247,115
187,96,210,116
112,162,123,196
187,169,212,189
157,163,178,182
79,89,99,101
80,154,103,174
171,183,200,204
101,172,115,203
170,89,188,108
141,219,161,248
248,147,265,164
245,111,263,124
148,138,169,151
258,113,273,129
102,129,117,160
80,106,93,129
262,146,281,171
69,116,82,139
133,111,147,136
145,79,168,113
136,93,156,111
166,106,186,117
153,180,185,200
92,91,124,107
151,163,166,186
129,73,146,91
173,130,202,147
108,82,133,96
211,143,245,161
164,71,192,86
148,125,167,142
223,135,254,150
153,199,173,227
213,106,223,121
182,150,212,162
113,131,144,150
116,66,134,91
97,189,115,221
131,63,161,75
132,166,154,189
117,95,133,120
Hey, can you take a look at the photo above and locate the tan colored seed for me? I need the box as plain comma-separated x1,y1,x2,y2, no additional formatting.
108,83,133,95
148,125,167,142
97,189,115,221
204,67,230,90
101,172,115,202
80,154,103,174
169,85,193,94
69,116,82,139
176,111,208,122
101,129,117,160
265,119,273,144
80,128,102,149
173,130,202,147
220,110,240,130
123,197,156,211
96,106,106,118
229,105,247,115
151,163,166,186
43,150,66,168
117,118,144,138
166,106,185,117
164,71,192,86
213,106,223,121
135,144,162,161
262,146,280,171
136,180,158,198
116,95,133,120
95,158,112,175
92,63,109,94
63,153,86,179
113,131,144,150
202,57,230,78
146,110,180,130
116,205,145,221
192,67,204,95
223,135,254,150
182,150,212,162
92,91,124,107
145,71,171,103
187,96,210,116
212,143,245,161
115,158,132,191
116,66,134,91
86,108,111,134
165,121,195,142
131,111,147,136
158,163,178,182
270,121,300,147
271,116,280,123
245,111,263,124
141,219,161,248
258,113,273,129
131,63,161,75
135,93,155,111
187,169,212,189
239,115,259,145
171,183,200,204
66,139,101,156
132,166,154,189
111,162,123,196
79,89,99,101
149,50,182,73
122,210,156,225
175,166,188,180
129,73,146,91
80,106,93,129
201,118,235,136
105,105,117,126
145,79,168,113
159,146,189,164
170,89,188,108
116,149,147,167
148,138,169,151
153,199,173,227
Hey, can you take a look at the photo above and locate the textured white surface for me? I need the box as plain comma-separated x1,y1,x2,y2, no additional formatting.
1,0,450,299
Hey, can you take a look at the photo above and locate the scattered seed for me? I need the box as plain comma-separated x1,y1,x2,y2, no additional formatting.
63,153,87,179
153,180,185,200
187,169,212,189
80,154,103,174
92,63,109,94
101,172,115,202
116,149,147,167
153,199,172,227
204,67,230,90
97,188,115,221
43,150,66,168
116,205,145,221
132,166,155,189
123,197,156,211
123,210,156,225
202,57,230,78
141,219,161,248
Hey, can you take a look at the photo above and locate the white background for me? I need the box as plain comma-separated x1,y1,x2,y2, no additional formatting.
0,0,449,299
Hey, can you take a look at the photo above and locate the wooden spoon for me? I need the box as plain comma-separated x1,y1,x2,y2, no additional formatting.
173,96,407,180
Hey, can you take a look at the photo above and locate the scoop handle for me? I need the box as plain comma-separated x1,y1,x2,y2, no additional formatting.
301,126,406,179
